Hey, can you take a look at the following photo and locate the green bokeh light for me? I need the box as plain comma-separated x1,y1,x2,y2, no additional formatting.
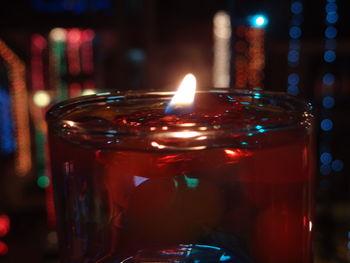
37,176,50,188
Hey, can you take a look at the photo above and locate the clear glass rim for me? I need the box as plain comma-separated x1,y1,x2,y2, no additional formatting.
46,89,313,150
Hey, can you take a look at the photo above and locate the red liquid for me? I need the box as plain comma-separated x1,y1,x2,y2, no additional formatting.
48,93,314,263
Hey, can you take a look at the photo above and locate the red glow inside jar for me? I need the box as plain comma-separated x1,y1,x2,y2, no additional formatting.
47,84,314,263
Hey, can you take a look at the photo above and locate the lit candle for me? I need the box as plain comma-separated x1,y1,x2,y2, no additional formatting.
165,73,196,115
46,79,314,263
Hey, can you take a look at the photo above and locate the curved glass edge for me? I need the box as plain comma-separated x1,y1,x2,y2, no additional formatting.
46,89,314,150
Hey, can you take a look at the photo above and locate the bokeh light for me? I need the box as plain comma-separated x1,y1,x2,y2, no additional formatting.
321,119,333,131
288,73,300,85
325,26,337,39
324,50,336,62
249,14,268,27
0,215,10,237
37,175,50,188
322,73,335,85
320,152,332,165
0,241,8,255
332,159,344,172
291,1,303,14
33,90,51,108
49,28,66,41
289,26,302,39
288,50,299,63
322,96,335,109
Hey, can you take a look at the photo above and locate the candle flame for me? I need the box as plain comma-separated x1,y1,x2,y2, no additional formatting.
166,73,196,113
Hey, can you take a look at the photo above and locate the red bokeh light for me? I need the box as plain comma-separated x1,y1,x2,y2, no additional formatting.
0,215,10,237
0,241,8,255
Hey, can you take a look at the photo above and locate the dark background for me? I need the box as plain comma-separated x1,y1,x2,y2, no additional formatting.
0,0,349,262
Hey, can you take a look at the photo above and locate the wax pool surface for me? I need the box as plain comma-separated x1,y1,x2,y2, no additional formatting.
49,93,314,263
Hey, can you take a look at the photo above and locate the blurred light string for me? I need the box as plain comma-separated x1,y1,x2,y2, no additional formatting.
67,28,82,97
234,25,249,89
49,28,68,101
247,26,265,89
213,11,231,88
31,34,50,187
234,15,267,90
31,34,56,228
319,0,343,177
33,28,96,228
287,0,304,96
0,39,31,176
0,87,16,155
81,28,96,96
247,15,266,89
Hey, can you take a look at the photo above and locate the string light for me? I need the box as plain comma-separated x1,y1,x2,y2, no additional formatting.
0,89,16,154
319,0,343,183
0,39,31,176
32,28,96,229
81,29,95,74
80,29,96,95
234,14,267,90
31,33,55,230
67,29,82,75
234,26,249,89
0,214,10,255
49,28,68,101
247,24,266,89
287,1,304,96
31,33,49,185
213,11,231,88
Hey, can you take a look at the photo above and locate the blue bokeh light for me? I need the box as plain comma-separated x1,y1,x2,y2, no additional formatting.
321,119,333,131
324,50,336,62
0,89,16,154
332,159,344,172
288,73,300,85
322,73,335,85
325,26,337,39
320,152,332,164
288,50,299,62
289,26,302,39
128,48,145,63
326,3,338,13
320,164,332,175
291,1,303,14
287,85,299,96
322,96,335,109
249,14,268,27
326,12,339,23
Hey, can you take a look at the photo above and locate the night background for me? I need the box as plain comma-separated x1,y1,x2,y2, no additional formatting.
0,0,349,262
